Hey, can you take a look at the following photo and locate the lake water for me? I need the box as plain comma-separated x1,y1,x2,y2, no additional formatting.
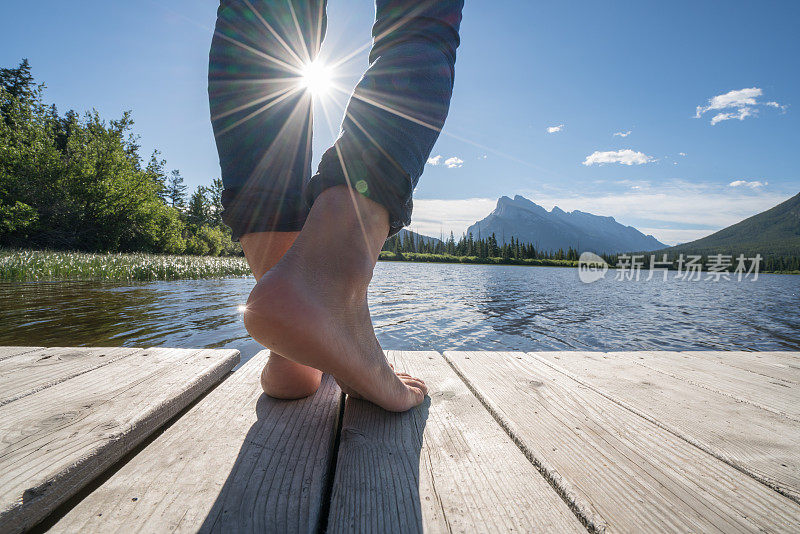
1,262,798,366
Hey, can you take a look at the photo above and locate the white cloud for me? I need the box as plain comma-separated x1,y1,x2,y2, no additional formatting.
546,124,564,133
444,156,464,168
695,87,786,125
637,228,715,246
428,155,464,168
696,87,761,117
613,130,631,137
765,101,788,112
729,180,768,188
678,152,687,156
582,149,653,166
710,107,755,125
410,198,497,238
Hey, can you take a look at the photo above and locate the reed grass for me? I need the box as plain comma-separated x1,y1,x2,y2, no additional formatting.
0,249,250,281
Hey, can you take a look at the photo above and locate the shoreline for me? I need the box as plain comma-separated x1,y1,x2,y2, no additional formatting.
1,249,797,282
378,251,800,275
378,251,580,268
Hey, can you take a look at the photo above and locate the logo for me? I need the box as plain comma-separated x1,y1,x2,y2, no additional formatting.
578,252,608,283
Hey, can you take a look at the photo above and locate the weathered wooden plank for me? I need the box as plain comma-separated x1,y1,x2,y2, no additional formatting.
679,350,800,384
445,351,800,533
0,347,239,534
327,351,583,534
611,350,799,420
50,350,341,534
531,350,800,503
0,347,141,406
0,346,44,361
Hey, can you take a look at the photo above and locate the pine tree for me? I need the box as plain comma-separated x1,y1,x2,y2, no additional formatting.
186,186,209,229
145,151,168,203
489,233,499,257
208,177,224,227
167,170,187,208
0,59,37,111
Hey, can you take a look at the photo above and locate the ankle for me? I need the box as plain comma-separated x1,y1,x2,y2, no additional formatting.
300,185,390,283
311,186,389,245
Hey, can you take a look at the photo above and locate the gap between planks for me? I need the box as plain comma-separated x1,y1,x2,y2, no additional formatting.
326,351,583,533
439,352,606,533
0,347,240,534
613,350,799,421
443,351,800,533
0,346,45,362
48,352,342,534
528,350,800,504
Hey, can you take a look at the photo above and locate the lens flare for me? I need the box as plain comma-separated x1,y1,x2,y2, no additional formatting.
300,59,332,96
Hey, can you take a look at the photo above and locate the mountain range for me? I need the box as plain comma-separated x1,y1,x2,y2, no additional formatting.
466,195,666,254
402,192,799,257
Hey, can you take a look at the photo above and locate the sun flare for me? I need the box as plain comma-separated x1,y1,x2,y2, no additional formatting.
299,60,333,97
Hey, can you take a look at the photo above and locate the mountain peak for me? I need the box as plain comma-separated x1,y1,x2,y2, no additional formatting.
512,194,542,208
468,194,666,253
497,194,545,212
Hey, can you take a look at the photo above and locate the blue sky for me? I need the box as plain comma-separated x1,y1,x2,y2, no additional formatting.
2,1,798,244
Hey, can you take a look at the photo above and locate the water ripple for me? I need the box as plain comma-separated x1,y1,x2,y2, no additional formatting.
0,263,798,365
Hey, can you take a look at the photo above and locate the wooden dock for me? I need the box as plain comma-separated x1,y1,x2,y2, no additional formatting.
1,347,798,532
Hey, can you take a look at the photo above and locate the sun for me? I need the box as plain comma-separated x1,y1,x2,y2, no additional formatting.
299,59,333,97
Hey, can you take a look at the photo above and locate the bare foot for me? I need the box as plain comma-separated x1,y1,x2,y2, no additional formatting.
261,353,322,399
337,361,426,400
244,186,428,412
240,231,323,399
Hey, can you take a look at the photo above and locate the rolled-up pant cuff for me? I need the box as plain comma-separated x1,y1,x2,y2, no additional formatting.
221,188,308,240
305,146,413,238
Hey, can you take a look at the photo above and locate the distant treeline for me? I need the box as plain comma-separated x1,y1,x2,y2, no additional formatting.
383,231,582,261
747,255,799,273
379,251,579,268
384,232,799,273
0,60,240,256
601,252,800,274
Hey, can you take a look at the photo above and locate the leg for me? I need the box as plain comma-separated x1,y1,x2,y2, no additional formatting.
209,0,326,236
306,0,465,235
209,0,326,398
245,185,429,411
240,232,322,399
245,0,464,411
